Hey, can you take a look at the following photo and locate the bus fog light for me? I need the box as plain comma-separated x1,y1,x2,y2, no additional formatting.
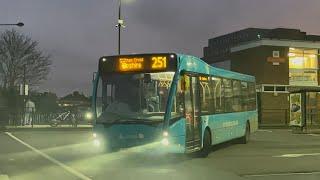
93,139,101,146
161,138,169,146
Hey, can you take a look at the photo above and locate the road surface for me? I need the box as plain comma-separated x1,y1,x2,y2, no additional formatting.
1,129,320,180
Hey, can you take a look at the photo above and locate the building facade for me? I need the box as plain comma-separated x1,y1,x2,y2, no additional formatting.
203,28,320,126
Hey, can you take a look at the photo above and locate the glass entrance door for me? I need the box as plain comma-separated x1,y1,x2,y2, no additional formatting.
184,75,201,153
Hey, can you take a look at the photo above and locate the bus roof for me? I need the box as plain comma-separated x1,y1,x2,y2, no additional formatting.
177,54,255,82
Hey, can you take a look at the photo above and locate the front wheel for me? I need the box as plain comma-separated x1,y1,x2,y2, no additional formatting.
239,123,250,144
197,130,211,158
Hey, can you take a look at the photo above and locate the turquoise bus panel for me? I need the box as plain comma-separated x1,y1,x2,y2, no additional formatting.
201,110,257,145
93,118,186,153
93,123,162,148
177,54,255,82
168,118,186,149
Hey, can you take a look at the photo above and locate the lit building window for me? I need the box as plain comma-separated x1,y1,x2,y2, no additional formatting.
289,48,318,86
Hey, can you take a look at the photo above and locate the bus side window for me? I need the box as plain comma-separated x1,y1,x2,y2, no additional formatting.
240,82,249,111
199,76,211,115
211,76,223,113
223,79,233,113
232,80,241,112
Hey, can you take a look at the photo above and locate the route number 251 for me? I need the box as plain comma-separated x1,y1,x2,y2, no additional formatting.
151,56,167,69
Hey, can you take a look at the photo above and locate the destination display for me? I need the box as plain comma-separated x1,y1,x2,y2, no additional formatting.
99,53,177,73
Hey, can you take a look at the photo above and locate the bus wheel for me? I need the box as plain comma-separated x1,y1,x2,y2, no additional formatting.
198,129,211,158
240,122,250,144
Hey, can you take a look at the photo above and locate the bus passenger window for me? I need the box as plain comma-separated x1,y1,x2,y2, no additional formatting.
199,76,212,115
240,82,249,111
223,79,233,113
211,77,223,113
232,80,241,112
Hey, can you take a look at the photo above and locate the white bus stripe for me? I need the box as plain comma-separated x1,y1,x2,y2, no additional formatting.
5,132,91,180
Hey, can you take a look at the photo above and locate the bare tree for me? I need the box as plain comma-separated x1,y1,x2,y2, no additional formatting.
0,29,51,89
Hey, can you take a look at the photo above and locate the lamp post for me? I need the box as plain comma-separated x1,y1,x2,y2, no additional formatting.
116,0,125,55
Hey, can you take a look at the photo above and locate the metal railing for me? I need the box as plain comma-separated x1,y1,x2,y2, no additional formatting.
4,111,89,127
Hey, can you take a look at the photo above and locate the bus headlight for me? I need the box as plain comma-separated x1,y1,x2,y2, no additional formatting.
163,131,169,137
161,138,169,146
85,112,93,120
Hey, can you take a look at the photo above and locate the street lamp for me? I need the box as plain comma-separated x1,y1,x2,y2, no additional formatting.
0,22,24,27
116,0,125,55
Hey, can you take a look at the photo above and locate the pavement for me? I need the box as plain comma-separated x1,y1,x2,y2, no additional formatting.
1,129,320,180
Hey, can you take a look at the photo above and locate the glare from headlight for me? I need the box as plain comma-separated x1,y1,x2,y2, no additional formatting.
85,112,93,120
93,133,97,138
161,138,169,146
93,139,100,146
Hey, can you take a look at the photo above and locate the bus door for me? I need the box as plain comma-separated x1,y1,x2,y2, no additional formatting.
184,75,202,153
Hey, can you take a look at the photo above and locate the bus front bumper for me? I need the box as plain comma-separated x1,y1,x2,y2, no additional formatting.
92,134,185,154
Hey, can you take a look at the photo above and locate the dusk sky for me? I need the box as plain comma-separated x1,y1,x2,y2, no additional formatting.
1,0,320,96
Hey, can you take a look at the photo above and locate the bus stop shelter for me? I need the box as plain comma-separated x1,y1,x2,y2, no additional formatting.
288,86,320,133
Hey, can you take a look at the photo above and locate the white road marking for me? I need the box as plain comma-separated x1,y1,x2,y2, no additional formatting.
257,129,273,133
243,171,320,177
4,132,91,180
308,134,320,137
274,153,320,158
0,175,9,180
